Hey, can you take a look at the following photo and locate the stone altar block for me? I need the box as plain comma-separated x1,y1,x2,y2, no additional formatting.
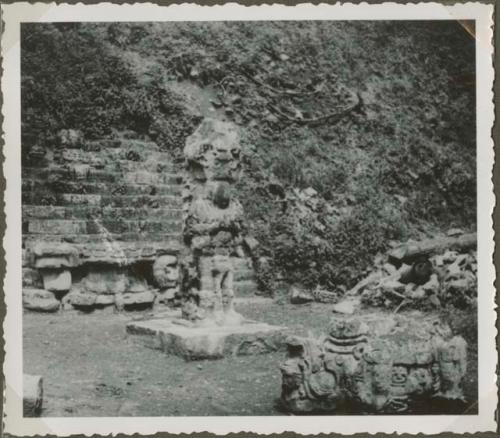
126,317,287,360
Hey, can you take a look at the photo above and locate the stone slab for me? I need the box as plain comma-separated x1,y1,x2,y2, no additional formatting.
126,317,288,360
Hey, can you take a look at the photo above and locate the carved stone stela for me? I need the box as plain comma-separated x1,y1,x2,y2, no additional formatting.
126,119,287,359
280,314,468,414
180,118,246,326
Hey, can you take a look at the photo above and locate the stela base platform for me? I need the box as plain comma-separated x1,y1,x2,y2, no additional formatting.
126,315,288,360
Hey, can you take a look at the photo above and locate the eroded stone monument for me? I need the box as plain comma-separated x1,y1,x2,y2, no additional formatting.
127,118,287,359
280,314,468,414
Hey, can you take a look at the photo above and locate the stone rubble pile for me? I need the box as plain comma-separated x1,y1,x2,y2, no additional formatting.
358,243,477,311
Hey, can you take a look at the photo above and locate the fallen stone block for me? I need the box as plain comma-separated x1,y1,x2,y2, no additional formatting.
41,269,71,292
95,294,116,306
68,290,97,307
23,288,60,313
22,268,43,288
122,290,155,306
290,286,314,304
84,266,128,294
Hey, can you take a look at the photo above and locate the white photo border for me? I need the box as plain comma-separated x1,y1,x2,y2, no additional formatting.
2,2,496,435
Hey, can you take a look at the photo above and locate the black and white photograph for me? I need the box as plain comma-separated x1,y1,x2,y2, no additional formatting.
2,2,496,435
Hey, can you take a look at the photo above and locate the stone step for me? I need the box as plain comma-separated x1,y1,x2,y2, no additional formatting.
77,241,182,260
24,232,182,246
115,160,177,173
23,205,183,221
100,195,182,209
25,218,183,235
23,167,182,185
22,181,182,196
21,194,182,208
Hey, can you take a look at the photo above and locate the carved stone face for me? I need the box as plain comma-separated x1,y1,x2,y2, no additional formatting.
407,367,432,394
184,119,241,182
371,364,392,394
153,255,179,288
391,366,408,385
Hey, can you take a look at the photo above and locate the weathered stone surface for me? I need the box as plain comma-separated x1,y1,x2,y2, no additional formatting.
41,268,71,292
153,255,179,288
32,242,79,269
122,290,155,306
84,266,128,294
332,296,361,314
157,287,178,302
23,288,60,312
127,317,287,360
22,268,43,288
280,313,468,414
95,294,116,306
67,290,97,307
180,119,252,327
127,276,150,293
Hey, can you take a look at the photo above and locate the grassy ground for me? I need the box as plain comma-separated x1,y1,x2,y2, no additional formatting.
23,300,477,417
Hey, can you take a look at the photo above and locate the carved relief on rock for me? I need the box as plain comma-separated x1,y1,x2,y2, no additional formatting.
279,315,468,414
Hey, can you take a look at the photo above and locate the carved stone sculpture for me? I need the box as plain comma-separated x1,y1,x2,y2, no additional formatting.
280,314,468,414
153,254,179,304
180,119,247,327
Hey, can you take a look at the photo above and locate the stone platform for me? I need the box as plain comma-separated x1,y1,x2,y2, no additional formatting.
126,315,288,360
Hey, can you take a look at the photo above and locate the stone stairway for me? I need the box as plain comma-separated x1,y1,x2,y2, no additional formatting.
22,138,184,264
22,135,258,310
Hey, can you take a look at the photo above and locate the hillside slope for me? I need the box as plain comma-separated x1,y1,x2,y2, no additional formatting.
21,21,476,292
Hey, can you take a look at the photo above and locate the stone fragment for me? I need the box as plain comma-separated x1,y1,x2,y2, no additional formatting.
332,296,361,315
422,273,440,295
41,269,71,292
381,279,405,295
157,287,178,303
127,275,149,293
84,266,128,294
445,262,462,280
68,290,97,307
22,268,43,288
447,228,464,237
122,290,155,306
32,242,79,269
95,294,116,306
58,128,83,149
243,236,259,252
290,286,314,304
23,288,60,312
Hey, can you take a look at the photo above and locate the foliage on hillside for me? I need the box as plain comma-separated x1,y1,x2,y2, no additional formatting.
21,21,476,294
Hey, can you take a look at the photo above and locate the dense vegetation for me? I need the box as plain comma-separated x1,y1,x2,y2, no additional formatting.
21,21,476,294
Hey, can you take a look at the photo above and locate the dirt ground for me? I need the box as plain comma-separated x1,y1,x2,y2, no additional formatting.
23,299,478,417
